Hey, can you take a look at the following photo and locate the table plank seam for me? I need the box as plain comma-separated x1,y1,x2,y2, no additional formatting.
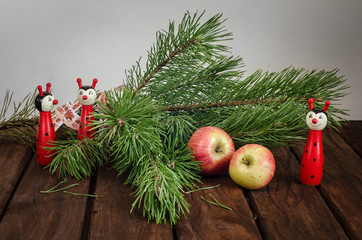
243,189,266,240
336,121,362,158
338,136,361,159
314,185,354,240
0,148,34,222
172,226,178,240
82,171,99,240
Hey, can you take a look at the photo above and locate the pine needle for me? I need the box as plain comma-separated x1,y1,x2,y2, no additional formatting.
40,180,68,193
186,184,220,194
201,194,232,210
40,183,80,194
40,180,81,194
63,191,103,198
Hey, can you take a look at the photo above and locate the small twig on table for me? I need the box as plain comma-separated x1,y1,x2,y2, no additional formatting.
185,184,220,194
63,191,103,198
40,182,80,194
201,194,232,210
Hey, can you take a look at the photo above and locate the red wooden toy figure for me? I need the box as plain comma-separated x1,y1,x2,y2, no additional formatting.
35,83,58,165
300,98,331,186
77,78,98,139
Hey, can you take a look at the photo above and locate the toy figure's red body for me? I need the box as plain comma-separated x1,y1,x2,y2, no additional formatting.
78,105,95,139
37,111,57,165
300,99,330,186
300,130,323,185
35,83,58,165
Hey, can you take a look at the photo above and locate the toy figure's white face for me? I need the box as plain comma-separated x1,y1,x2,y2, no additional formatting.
306,111,328,130
77,88,97,105
41,95,56,112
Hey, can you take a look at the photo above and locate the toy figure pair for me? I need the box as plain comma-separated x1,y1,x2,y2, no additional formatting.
35,78,98,165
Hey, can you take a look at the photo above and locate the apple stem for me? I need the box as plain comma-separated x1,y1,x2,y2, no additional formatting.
242,157,249,165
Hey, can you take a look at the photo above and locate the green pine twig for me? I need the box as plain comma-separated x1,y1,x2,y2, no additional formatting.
40,180,68,193
186,184,220,194
201,194,232,210
63,191,103,198
40,180,80,194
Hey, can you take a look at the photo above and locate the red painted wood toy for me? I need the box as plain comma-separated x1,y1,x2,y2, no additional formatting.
76,78,98,139
35,83,58,165
300,98,331,186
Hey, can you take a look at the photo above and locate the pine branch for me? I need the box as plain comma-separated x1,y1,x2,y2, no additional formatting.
126,11,236,95
0,90,38,145
0,89,37,126
92,88,200,225
124,11,348,151
132,38,200,98
47,136,107,179
161,66,348,147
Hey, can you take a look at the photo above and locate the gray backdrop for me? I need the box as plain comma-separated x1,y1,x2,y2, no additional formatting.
1,0,361,119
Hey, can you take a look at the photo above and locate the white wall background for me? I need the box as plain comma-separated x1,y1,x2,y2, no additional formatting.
1,0,361,119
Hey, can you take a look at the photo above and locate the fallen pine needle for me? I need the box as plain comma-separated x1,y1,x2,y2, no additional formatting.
41,183,80,194
40,180,67,193
40,180,102,198
63,191,103,198
201,194,232,210
186,184,220,194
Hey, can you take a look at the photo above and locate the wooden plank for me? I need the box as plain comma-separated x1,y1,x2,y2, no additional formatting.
87,166,174,240
337,121,362,157
0,155,91,240
0,140,33,217
175,175,262,240
292,127,362,240
247,147,348,240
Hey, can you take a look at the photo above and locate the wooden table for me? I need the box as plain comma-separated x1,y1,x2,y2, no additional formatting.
0,121,361,240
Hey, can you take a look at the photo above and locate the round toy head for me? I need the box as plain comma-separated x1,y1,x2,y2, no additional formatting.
77,78,98,106
35,83,58,112
305,99,331,131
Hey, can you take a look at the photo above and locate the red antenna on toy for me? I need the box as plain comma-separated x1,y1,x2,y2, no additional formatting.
37,85,43,97
77,78,83,88
323,100,331,112
46,83,51,92
92,78,98,88
308,98,314,110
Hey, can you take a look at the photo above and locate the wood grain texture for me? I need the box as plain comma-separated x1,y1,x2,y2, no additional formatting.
175,175,262,240
248,147,348,240
292,127,362,240
87,166,173,240
0,140,33,216
337,121,362,157
0,155,91,240
0,122,360,239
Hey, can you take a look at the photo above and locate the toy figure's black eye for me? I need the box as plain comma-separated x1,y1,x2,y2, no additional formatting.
79,91,83,95
89,91,93,95
319,115,323,119
48,98,52,101
309,113,313,118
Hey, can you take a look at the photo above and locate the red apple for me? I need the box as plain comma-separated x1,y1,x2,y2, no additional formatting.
229,144,275,189
187,126,235,175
